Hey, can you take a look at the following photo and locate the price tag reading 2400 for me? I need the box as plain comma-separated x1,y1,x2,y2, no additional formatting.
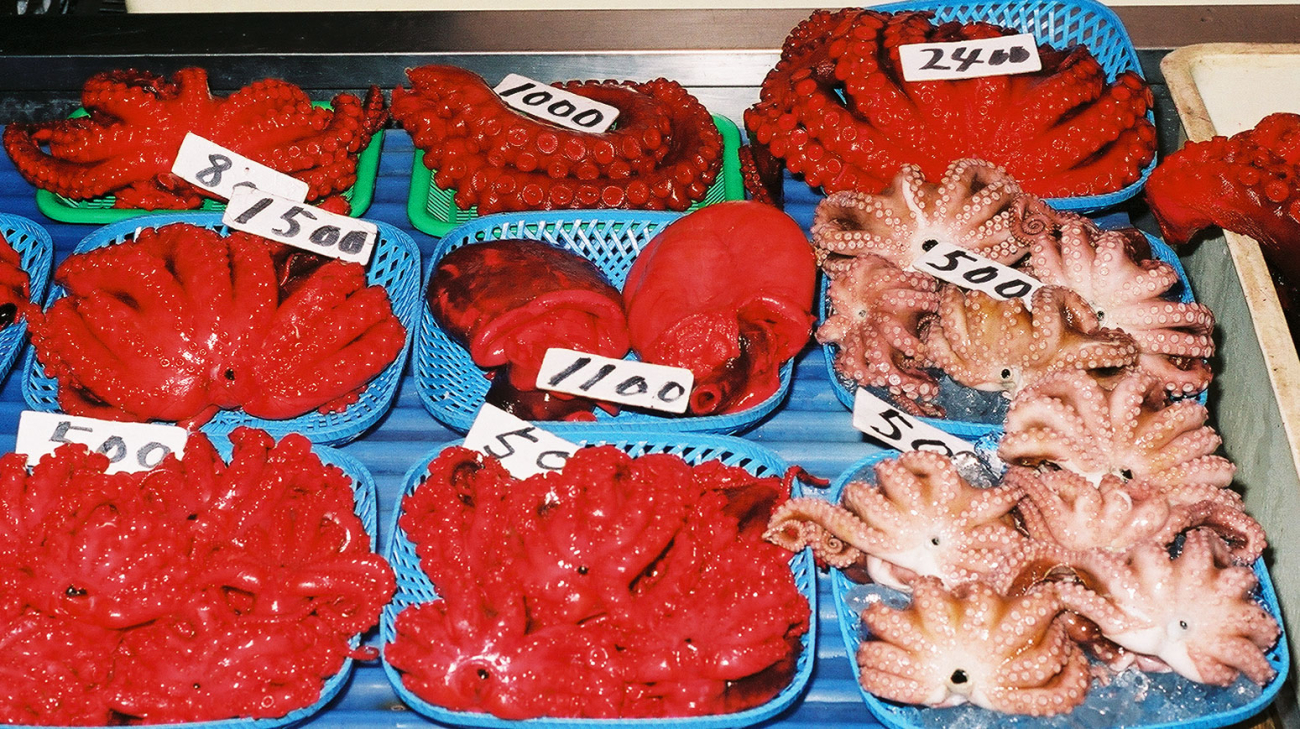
223,187,378,265
493,73,620,134
536,348,694,414
851,389,977,457
912,239,1043,301
899,33,1042,82
464,404,579,479
16,411,188,475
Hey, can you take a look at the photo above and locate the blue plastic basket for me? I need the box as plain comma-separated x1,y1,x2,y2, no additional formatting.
20,212,421,446
824,449,1290,729
413,211,794,435
380,430,817,728
0,213,53,384
782,0,1155,213
821,231,1203,441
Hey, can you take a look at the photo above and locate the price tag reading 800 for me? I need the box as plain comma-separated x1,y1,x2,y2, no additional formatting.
493,73,620,134
912,239,1043,301
851,389,977,458
16,411,189,475
223,187,378,265
899,33,1042,83
464,404,580,479
171,133,310,203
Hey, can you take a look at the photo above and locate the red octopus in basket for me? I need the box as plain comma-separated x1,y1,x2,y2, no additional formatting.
0,235,30,331
741,9,1156,202
4,67,386,210
29,222,406,427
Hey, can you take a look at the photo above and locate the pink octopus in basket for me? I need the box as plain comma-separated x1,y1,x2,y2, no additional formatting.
858,576,1091,715
1055,530,1280,686
1021,211,1215,395
764,450,1026,589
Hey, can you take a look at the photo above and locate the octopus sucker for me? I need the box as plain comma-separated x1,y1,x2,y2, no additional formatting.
923,285,1138,397
857,577,1090,716
765,450,1025,590
1054,530,1280,687
3,67,385,211
745,10,1156,201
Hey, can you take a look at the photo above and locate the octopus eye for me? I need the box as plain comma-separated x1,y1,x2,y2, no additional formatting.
950,669,969,685
1120,469,1133,480
65,586,87,597
1096,310,1106,321
193,682,201,690
1179,620,1189,630
0,303,16,328
1000,368,1012,380
577,565,589,575
930,537,941,546
224,368,236,381
921,239,940,252
477,668,490,680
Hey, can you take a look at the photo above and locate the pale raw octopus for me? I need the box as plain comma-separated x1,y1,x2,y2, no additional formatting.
765,450,1026,590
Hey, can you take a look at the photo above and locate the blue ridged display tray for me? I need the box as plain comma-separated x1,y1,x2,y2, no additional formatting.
0,213,53,384
818,229,1203,441
825,449,1290,729
19,212,422,446
413,211,793,435
380,430,817,728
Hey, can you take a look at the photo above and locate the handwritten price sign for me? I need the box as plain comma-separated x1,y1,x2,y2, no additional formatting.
16,411,188,475
464,404,579,479
223,187,377,265
493,73,620,134
899,34,1042,82
912,239,1043,301
536,348,693,414
851,389,976,457
171,133,309,203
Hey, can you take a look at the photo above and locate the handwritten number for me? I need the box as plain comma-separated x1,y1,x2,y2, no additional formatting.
1009,45,1031,63
579,364,616,391
547,357,591,387
309,225,340,249
869,409,911,441
548,100,576,118
535,450,571,471
234,197,274,224
615,376,648,396
275,206,317,238
50,421,93,445
497,81,535,97
928,249,976,272
195,153,233,187
920,48,951,70
994,279,1034,298
572,109,603,128
482,427,540,460
963,266,998,284
657,381,686,403
522,90,553,106
137,442,171,469
909,438,954,457
950,47,983,72
338,230,368,254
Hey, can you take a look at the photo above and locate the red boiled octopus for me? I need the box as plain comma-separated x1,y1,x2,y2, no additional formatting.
0,234,30,331
4,67,386,210
392,65,722,214
741,9,1156,203
624,201,816,414
1146,112,1300,323
386,445,810,719
0,427,394,725
30,223,406,427
427,239,629,420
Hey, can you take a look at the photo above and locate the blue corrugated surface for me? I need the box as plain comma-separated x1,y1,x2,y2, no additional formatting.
0,128,890,728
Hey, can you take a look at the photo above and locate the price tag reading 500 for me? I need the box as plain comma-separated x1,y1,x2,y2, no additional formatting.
464,404,579,479
16,411,189,475
223,187,378,265
912,239,1043,301
851,389,977,458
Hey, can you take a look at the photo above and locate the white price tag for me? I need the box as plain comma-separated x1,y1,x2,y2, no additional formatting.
464,404,580,479
536,348,694,414
16,411,188,475
171,133,310,203
899,34,1042,82
493,73,620,134
223,187,378,265
852,389,977,457
912,239,1043,301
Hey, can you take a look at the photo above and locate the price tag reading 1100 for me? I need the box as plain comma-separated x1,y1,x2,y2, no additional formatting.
851,388,977,458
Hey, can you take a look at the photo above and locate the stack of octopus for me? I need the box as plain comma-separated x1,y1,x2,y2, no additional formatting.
0,1,1289,726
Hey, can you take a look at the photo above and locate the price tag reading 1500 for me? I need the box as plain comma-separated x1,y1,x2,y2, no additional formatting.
16,411,189,475
899,33,1042,82
223,187,378,266
851,389,977,458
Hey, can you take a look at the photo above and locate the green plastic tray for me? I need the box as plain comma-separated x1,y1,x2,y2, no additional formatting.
406,113,743,238
32,102,383,224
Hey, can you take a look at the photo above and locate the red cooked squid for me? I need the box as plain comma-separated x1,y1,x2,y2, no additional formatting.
623,201,816,414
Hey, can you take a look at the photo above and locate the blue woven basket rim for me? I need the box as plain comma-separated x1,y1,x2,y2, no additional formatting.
823,448,1290,729
8,435,380,729
863,0,1155,213
413,210,795,436
19,211,420,446
379,430,817,728
821,229,1206,440
0,213,53,385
